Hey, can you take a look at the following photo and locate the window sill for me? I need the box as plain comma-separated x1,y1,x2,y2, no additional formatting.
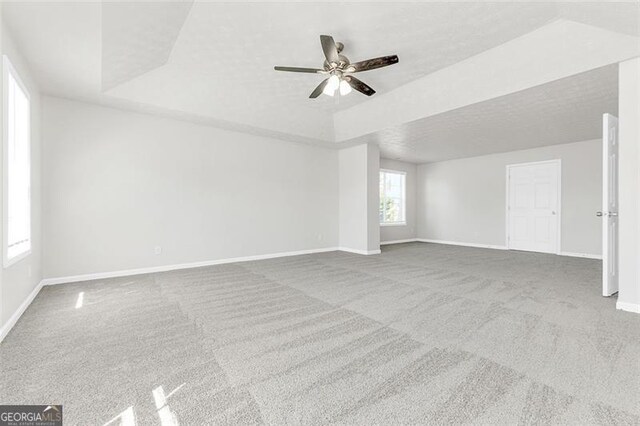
380,222,407,227
4,248,31,268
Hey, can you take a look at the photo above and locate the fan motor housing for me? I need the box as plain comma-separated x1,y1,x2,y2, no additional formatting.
324,54,350,71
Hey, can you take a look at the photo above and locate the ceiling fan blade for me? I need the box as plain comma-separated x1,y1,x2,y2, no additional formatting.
320,35,340,65
345,76,376,96
347,55,399,73
309,78,329,98
274,66,326,74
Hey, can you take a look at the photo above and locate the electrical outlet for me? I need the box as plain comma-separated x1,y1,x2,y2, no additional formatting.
317,233,323,241
154,246,162,255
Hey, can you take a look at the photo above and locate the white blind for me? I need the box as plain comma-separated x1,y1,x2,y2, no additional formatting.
5,58,31,262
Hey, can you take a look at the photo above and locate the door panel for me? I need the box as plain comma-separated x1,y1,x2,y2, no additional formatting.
535,217,551,242
534,182,551,208
514,183,530,208
514,217,527,238
602,113,619,296
507,161,560,254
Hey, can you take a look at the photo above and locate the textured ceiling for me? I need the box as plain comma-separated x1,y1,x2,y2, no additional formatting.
101,0,194,91
2,1,637,159
164,2,563,113
358,64,619,163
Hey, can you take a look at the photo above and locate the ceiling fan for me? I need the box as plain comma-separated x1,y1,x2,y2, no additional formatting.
274,35,399,98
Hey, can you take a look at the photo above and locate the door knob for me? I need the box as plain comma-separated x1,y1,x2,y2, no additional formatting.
596,211,603,217
551,211,556,215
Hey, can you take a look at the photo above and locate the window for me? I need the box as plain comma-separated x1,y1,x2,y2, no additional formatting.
380,169,406,226
3,56,31,266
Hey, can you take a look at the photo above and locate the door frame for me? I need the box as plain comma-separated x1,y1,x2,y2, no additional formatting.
505,159,562,255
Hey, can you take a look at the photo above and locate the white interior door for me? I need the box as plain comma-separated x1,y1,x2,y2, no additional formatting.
601,113,619,296
507,161,560,254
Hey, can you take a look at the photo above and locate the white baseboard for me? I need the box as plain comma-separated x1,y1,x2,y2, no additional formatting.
338,247,381,255
616,301,640,313
0,280,43,344
380,238,419,246
416,238,508,250
559,251,602,260
417,239,602,260
41,247,342,286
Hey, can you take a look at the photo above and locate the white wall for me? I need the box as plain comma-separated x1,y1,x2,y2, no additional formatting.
42,97,339,279
338,145,367,251
0,25,43,331
380,159,417,243
617,58,640,312
366,144,380,252
338,143,380,254
417,139,602,256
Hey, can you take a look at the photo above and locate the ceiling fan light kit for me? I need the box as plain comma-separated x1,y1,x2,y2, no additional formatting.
323,74,341,96
274,35,399,99
339,79,352,96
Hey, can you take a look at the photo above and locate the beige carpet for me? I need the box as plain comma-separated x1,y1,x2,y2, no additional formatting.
1,242,639,425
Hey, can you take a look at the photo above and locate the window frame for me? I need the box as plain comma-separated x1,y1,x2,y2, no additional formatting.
379,168,407,227
3,55,32,268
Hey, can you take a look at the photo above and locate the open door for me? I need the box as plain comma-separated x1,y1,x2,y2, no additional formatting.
601,113,619,297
